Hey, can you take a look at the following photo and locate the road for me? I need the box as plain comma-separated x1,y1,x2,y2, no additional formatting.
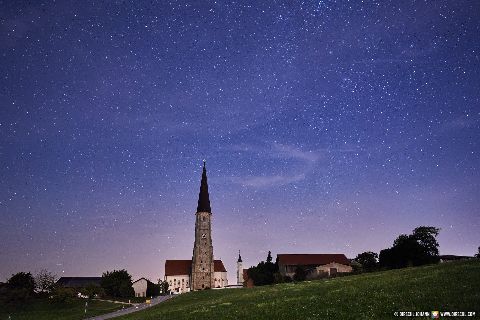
86,295,174,320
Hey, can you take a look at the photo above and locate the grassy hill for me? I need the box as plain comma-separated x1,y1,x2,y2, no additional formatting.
118,260,479,320
0,297,123,320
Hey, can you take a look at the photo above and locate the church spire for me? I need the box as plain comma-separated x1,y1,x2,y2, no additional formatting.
196,161,211,213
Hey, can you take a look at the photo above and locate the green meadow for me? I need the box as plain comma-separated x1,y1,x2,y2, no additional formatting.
117,260,479,320
0,298,123,320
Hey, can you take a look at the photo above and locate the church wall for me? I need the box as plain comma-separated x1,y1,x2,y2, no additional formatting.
213,271,228,288
165,275,191,294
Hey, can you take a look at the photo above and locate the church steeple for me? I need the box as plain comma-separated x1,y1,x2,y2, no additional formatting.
192,161,215,290
196,161,211,213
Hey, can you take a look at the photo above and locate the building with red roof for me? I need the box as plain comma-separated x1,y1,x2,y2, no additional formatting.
277,253,352,278
164,259,227,293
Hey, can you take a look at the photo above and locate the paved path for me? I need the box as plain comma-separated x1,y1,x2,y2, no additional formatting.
93,298,133,305
86,296,175,320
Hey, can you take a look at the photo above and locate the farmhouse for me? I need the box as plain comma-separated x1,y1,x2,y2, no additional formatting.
277,254,352,278
56,277,102,296
56,277,102,289
132,277,156,297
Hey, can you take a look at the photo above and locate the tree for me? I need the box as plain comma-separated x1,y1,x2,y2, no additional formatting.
8,272,35,294
380,236,425,268
266,251,273,263
412,226,440,257
35,269,56,294
354,252,378,272
247,262,272,286
101,270,134,298
146,281,160,297
475,246,480,258
247,251,278,286
379,226,441,269
158,280,169,295
4,272,36,303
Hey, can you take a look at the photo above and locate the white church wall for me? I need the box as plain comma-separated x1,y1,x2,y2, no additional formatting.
214,271,228,288
165,275,190,294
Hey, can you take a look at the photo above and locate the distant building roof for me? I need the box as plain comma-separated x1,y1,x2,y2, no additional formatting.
57,277,102,288
165,259,226,276
277,254,350,266
439,255,473,261
214,260,227,272
132,277,154,285
165,260,191,276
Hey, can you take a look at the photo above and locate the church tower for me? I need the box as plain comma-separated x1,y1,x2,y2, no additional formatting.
237,250,243,285
191,161,215,290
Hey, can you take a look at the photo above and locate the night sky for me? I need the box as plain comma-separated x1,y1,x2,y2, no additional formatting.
1,0,479,284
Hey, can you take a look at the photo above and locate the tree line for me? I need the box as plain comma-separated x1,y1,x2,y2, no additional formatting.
0,268,169,306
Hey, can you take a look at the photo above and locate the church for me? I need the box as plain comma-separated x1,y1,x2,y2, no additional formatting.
164,162,228,293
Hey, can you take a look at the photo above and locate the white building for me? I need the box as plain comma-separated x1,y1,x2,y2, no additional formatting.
132,278,154,297
164,259,228,294
237,251,243,285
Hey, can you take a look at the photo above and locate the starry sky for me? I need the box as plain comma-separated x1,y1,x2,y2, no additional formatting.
1,0,479,284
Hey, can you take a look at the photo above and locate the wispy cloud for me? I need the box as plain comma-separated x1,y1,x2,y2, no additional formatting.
271,143,322,163
442,114,478,131
229,142,323,162
229,142,323,188
233,173,306,188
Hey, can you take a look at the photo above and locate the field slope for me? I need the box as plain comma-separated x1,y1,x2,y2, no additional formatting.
118,260,479,320
0,298,123,320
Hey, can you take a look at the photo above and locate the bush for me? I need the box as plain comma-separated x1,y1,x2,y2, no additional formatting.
51,286,76,303
2,288,32,304
2,272,36,304
307,270,328,280
81,283,105,299
293,266,307,282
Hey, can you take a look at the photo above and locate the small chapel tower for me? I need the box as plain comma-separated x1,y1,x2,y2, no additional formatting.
191,161,215,290
237,250,243,285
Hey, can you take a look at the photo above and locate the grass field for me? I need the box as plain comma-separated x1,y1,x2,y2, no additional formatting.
117,260,479,320
0,297,124,320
